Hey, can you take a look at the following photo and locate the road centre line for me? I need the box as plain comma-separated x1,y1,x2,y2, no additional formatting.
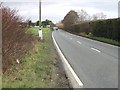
77,41,82,44
91,48,101,53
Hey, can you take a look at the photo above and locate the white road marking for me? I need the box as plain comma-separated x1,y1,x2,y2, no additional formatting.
52,33,83,87
91,48,101,53
77,41,82,44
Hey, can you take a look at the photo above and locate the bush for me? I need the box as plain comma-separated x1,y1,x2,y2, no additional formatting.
92,18,119,41
71,22,91,35
64,18,119,42
2,6,34,73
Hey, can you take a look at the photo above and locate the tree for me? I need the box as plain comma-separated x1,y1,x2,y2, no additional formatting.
2,6,33,72
99,12,106,19
31,22,36,26
0,2,3,7
41,19,54,27
36,21,39,26
56,21,64,29
28,20,32,27
62,10,79,31
92,12,106,21
92,14,98,21
78,9,90,23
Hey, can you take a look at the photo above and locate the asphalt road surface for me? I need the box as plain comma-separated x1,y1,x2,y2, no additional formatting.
53,29,119,88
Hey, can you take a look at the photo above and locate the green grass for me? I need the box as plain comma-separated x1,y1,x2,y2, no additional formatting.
77,32,120,46
26,27,39,36
2,28,55,88
86,35,120,46
0,77,1,89
91,37,120,46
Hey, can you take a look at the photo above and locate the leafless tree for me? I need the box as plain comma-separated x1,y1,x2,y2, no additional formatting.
77,9,90,23
2,6,34,72
0,2,3,7
92,12,106,21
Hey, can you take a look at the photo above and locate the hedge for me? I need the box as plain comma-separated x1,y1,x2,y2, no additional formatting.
64,18,120,41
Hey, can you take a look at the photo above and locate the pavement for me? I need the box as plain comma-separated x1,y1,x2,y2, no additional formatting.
52,29,119,88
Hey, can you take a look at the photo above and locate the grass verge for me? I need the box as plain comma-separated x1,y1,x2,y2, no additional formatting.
2,27,69,88
88,36,120,46
71,31,120,46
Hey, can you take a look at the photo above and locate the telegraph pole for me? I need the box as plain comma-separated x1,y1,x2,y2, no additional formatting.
118,1,120,18
39,0,41,27
38,0,43,40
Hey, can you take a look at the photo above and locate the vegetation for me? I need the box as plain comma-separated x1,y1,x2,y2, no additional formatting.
62,10,78,31
41,19,54,27
2,4,69,88
90,37,120,46
36,19,54,27
92,19,119,41
58,9,119,46
36,20,40,26
2,28,53,88
79,33,120,46
3,27,69,88
2,5,34,73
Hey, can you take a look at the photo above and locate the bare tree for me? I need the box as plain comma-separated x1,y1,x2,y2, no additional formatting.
77,9,89,23
2,6,34,72
92,14,98,21
92,12,106,21
99,12,106,19
0,2,3,7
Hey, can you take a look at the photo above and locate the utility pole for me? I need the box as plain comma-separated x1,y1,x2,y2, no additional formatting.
38,0,43,40
39,0,41,27
118,1,120,18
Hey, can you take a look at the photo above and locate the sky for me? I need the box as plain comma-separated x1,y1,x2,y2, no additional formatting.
2,0,120,23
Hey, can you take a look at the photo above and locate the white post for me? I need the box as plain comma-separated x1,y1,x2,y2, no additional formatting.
38,29,43,40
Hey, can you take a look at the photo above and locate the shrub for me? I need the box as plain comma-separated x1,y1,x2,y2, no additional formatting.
92,18,119,41
2,6,34,73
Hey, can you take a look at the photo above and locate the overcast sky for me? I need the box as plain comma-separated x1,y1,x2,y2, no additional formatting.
2,0,119,23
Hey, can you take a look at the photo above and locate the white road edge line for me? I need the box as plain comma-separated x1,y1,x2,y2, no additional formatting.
52,32,83,87
91,48,101,53
77,41,82,44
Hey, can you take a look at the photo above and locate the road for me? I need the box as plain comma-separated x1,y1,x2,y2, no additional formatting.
53,29,118,88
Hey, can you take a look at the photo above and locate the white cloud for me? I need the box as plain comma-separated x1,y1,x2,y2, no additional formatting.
2,0,119,23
